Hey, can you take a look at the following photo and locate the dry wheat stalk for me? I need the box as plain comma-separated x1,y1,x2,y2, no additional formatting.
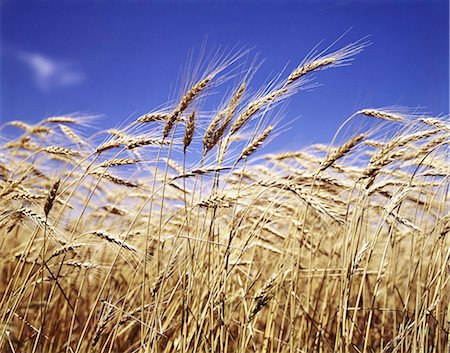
96,140,123,153
287,40,367,84
362,129,440,184
230,88,288,135
183,111,196,151
203,113,225,153
89,230,137,253
7,121,32,131
249,274,278,322
136,112,170,123
419,117,450,131
48,244,84,260
125,137,169,149
44,116,79,124
319,134,366,172
5,137,39,150
64,260,96,269
164,74,214,138
359,109,404,122
90,170,140,188
91,301,115,348
43,146,81,157
97,158,141,168
59,124,84,144
8,191,46,201
44,178,60,217
14,207,57,233
101,205,129,216
350,241,370,275
30,126,51,135
238,126,273,161
105,128,127,138
198,193,235,208
172,166,231,180
203,83,247,153
151,250,179,295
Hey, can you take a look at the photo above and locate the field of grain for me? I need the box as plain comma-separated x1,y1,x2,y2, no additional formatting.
0,41,448,353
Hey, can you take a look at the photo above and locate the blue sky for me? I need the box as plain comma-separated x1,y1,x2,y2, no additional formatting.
1,0,448,150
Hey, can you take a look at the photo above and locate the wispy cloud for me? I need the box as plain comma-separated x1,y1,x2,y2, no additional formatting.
17,51,85,91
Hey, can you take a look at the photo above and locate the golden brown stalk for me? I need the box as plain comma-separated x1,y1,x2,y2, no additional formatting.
44,116,78,124
364,139,385,148
362,129,440,185
125,137,169,149
64,260,96,269
48,244,83,260
183,111,196,152
359,109,404,121
198,193,235,208
172,166,231,180
5,136,33,150
218,83,247,134
89,230,137,253
288,57,336,83
44,178,60,217
9,191,46,201
151,250,179,295
204,83,247,153
59,125,84,144
230,88,287,135
249,274,278,322
419,117,450,131
91,302,114,348
30,126,51,135
319,134,366,172
97,158,141,168
164,74,214,138
105,129,127,139
90,170,139,188
136,113,170,123
238,126,273,161
351,242,370,275
7,121,32,131
287,40,367,84
203,113,225,153
96,140,123,153
43,146,81,157
101,205,129,216
15,207,57,233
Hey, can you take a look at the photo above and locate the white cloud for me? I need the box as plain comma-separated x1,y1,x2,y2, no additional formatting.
18,51,85,91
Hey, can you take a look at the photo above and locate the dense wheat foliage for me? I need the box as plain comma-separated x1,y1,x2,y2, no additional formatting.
0,42,448,353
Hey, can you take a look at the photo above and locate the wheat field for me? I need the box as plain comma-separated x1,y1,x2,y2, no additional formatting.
0,41,448,353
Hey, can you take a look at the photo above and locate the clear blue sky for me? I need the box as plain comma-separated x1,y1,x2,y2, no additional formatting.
1,0,448,149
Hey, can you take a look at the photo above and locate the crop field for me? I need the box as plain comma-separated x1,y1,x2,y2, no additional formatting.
0,41,448,352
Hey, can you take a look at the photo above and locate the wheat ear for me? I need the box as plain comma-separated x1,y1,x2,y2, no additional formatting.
183,111,196,152
164,74,213,138
238,126,273,161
